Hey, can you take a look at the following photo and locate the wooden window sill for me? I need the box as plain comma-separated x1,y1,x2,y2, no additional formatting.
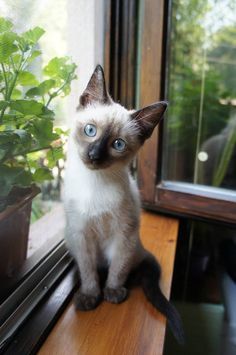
38,211,179,355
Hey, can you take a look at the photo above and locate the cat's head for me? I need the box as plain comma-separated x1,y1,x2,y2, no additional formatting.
73,65,167,170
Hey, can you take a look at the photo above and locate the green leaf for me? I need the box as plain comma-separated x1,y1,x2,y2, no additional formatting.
25,87,41,98
0,176,12,198
26,158,38,169
10,100,54,119
43,57,77,82
0,131,19,144
43,57,67,79
0,147,5,160
0,142,13,162
0,100,8,110
28,50,41,63
28,118,58,146
33,167,53,182
25,79,56,97
39,105,55,119
0,18,13,33
0,164,32,197
22,27,45,45
17,71,39,86
11,88,22,99
54,127,69,136
61,84,71,96
10,100,53,117
13,169,32,186
0,129,32,161
17,37,29,52
14,128,31,141
11,53,22,67
39,79,56,93
2,113,25,126
0,31,18,62
46,146,64,168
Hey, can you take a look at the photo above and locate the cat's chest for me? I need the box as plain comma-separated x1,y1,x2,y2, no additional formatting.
65,146,127,217
83,184,121,214
71,174,123,217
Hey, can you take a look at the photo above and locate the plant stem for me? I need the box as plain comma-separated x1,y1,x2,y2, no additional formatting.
45,94,54,107
0,51,25,125
1,63,8,98
10,55,16,72
7,71,18,100
0,144,52,164
21,50,33,71
0,63,9,124
20,145,52,157
45,74,71,107
0,104,7,124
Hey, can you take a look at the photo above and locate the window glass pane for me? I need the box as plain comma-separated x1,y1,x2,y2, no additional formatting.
0,1,68,272
164,219,236,355
163,0,236,191
0,0,104,296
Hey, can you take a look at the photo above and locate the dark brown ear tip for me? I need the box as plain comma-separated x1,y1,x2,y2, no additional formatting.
149,101,168,111
159,101,168,108
95,64,104,74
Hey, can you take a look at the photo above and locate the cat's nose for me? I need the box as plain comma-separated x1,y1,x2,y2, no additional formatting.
88,146,101,161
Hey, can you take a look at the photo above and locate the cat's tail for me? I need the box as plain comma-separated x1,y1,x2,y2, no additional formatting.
127,252,185,345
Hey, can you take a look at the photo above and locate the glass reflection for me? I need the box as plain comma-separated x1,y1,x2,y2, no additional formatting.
164,0,236,190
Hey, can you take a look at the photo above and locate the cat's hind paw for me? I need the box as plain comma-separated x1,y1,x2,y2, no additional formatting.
103,287,128,304
74,291,101,311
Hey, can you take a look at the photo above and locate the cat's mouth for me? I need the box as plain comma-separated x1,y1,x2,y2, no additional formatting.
83,158,111,170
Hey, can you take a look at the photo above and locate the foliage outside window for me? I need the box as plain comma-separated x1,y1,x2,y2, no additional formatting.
164,0,236,191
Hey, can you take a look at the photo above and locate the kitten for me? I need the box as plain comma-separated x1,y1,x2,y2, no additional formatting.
64,65,184,344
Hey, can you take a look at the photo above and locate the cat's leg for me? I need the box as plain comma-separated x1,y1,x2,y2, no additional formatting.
65,211,101,310
104,232,142,304
73,233,102,310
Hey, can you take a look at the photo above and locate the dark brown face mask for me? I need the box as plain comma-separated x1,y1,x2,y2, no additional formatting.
87,129,110,163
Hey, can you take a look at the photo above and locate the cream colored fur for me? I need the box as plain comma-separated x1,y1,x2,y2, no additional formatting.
63,65,167,309
64,102,144,304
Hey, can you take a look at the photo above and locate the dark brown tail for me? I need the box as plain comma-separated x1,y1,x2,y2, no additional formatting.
127,253,185,345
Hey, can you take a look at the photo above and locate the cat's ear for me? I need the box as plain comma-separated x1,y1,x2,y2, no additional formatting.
79,65,112,107
131,101,167,140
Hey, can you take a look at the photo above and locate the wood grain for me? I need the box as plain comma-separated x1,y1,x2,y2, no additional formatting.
104,0,138,109
38,211,179,355
137,0,166,203
156,183,236,225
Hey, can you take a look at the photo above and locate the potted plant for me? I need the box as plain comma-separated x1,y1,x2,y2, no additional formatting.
0,17,77,277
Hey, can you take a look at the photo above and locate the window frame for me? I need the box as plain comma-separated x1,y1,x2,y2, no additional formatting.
2,261,77,355
0,205,71,352
105,0,236,226
3,0,235,350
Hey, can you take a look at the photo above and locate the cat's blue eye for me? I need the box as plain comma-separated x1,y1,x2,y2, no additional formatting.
112,138,126,152
84,124,97,137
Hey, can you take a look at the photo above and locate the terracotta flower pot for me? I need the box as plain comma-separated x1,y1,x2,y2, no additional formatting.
0,186,40,278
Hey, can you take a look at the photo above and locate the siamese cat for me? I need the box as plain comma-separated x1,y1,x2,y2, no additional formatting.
64,65,184,344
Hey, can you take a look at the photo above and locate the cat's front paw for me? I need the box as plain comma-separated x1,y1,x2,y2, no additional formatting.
103,287,128,304
74,291,101,311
